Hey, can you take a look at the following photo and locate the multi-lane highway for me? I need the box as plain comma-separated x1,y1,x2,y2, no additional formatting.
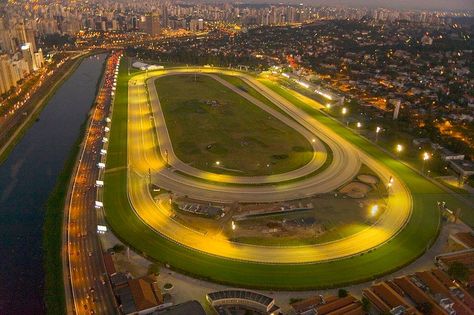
124,68,413,263
64,52,121,315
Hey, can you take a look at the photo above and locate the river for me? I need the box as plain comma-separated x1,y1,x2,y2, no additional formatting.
0,53,106,314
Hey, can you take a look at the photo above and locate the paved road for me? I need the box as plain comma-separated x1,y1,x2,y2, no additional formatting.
124,68,412,264
65,53,120,315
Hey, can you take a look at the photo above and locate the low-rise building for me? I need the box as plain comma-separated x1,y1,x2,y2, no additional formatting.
156,300,206,315
449,159,474,178
207,289,280,315
116,275,166,315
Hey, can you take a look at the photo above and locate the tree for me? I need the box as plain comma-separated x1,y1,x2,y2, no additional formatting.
448,262,469,282
148,263,160,276
338,288,348,298
416,302,432,314
111,244,125,253
361,297,371,312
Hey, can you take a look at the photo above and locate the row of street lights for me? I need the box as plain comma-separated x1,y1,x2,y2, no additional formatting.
330,103,434,174
328,103,435,177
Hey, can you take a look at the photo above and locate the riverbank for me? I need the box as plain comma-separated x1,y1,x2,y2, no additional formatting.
0,53,107,314
43,53,108,315
0,50,102,165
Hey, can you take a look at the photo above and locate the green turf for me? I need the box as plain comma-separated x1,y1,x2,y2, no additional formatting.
154,74,313,176
103,65,471,290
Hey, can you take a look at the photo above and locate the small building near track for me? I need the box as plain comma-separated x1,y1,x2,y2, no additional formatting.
206,289,280,314
132,61,164,71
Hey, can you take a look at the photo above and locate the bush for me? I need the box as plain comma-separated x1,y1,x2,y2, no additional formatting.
362,297,370,311
448,262,469,282
338,288,348,298
148,263,160,275
112,244,125,253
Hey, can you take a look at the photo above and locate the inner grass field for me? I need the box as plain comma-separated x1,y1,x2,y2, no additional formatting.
103,64,472,290
154,74,314,176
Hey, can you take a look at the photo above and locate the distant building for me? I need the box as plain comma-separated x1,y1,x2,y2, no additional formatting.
0,53,17,94
291,294,364,315
115,275,166,315
391,99,401,120
436,250,474,287
156,300,206,315
439,147,465,161
449,159,474,178
142,13,161,36
421,34,433,46
451,232,474,249
412,138,432,148
189,18,204,32
207,289,280,314
363,268,474,314
21,42,37,72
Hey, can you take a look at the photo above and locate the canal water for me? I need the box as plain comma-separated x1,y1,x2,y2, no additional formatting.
0,53,106,314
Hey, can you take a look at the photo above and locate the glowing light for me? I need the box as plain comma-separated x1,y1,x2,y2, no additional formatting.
231,221,236,231
371,204,379,217
376,126,381,133
97,225,107,234
95,201,103,209
357,122,362,128
341,107,348,115
314,89,333,100
396,144,403,153
423,152,430,161
296,80,309,88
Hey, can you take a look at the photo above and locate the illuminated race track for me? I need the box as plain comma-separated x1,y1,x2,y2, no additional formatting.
125,68,412,264
146,73,329,185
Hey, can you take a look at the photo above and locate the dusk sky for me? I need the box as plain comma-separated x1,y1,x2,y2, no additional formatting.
242,0,474,10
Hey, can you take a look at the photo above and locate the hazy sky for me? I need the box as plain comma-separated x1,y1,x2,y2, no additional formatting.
244,0,474,11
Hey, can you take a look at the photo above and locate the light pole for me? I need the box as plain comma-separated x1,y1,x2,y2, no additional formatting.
370,204,379,217
422,152,430,174
387,176,394,195
375,126,381,142
395,144,403,157
231,220,236,239
341,107,348,125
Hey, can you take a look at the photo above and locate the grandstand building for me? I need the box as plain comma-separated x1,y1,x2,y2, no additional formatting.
206,289,280,315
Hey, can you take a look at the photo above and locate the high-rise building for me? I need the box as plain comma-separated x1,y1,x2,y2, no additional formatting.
0,54,17,94
161,5,169,29
21,42,37,72
143,13,160,36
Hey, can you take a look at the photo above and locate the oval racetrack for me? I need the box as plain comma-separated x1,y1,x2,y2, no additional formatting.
125,68,412,264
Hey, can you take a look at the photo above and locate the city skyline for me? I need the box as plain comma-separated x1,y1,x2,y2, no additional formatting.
0,1,472,314
240,0,474,11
